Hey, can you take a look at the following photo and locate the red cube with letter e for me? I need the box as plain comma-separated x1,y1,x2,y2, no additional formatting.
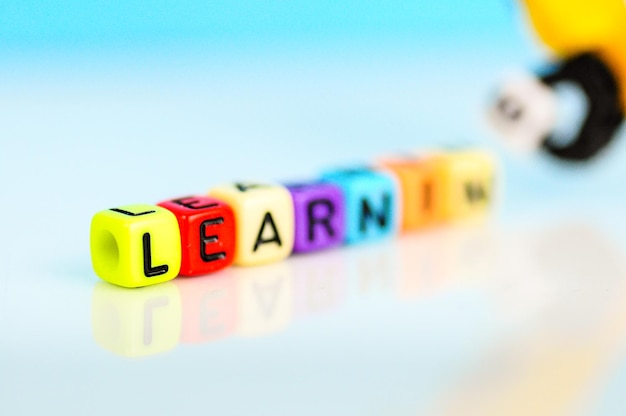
158,196,236,276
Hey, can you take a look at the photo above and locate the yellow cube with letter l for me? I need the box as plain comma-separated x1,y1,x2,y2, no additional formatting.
90,204,182,288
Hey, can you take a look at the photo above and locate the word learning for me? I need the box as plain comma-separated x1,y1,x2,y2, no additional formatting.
90,150,496,288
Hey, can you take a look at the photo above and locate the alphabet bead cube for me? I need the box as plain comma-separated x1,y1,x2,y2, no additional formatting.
89,147,498,290
286,182,346,253
378,157,445,231
436,151,496,220
158,196,236,276
91,281,181,357
90,204,182,288
321,168,399,245
208,183,295,266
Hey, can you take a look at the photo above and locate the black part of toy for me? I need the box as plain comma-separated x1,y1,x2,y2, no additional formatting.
540,53,624,162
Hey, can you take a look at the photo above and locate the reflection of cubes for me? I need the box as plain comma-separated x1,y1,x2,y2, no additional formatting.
446,226,498,282
90,204,181,288
321,168,400,245
291,250,347,318
209,183,294,266
344,242,400,297
175,271,237,344
235,263,293,338
435,151,496,221
396,226,496,300
396,231,450,300
91,282,181,357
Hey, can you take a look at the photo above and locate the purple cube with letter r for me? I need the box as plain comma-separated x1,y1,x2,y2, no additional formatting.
286,182,346,253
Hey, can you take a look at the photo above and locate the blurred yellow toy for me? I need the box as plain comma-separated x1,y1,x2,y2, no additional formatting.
489,0,626,161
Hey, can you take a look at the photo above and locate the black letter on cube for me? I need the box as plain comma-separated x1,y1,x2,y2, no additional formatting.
200,218,227,262
359,194,391,233
307,199,336,242
254,212,282,251
143,233,169,277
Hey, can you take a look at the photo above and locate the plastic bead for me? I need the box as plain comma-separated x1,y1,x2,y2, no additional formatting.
378,157,446,231
436,151,496,220
286,182,346,253
158,196,235,277
90,204,181,288
209,183,295,266
321,168,399,245
89,149,497,289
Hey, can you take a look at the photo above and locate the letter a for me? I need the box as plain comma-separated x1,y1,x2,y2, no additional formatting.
253,212,282,252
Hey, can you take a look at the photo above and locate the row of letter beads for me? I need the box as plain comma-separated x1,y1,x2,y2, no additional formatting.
90,150,496,288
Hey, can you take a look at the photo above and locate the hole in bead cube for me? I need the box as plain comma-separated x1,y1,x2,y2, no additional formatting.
95,229,120,275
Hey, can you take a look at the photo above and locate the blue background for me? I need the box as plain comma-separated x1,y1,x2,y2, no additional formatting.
1,1,516,51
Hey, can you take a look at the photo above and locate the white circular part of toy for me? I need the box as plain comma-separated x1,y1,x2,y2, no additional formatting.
487,72,558,154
